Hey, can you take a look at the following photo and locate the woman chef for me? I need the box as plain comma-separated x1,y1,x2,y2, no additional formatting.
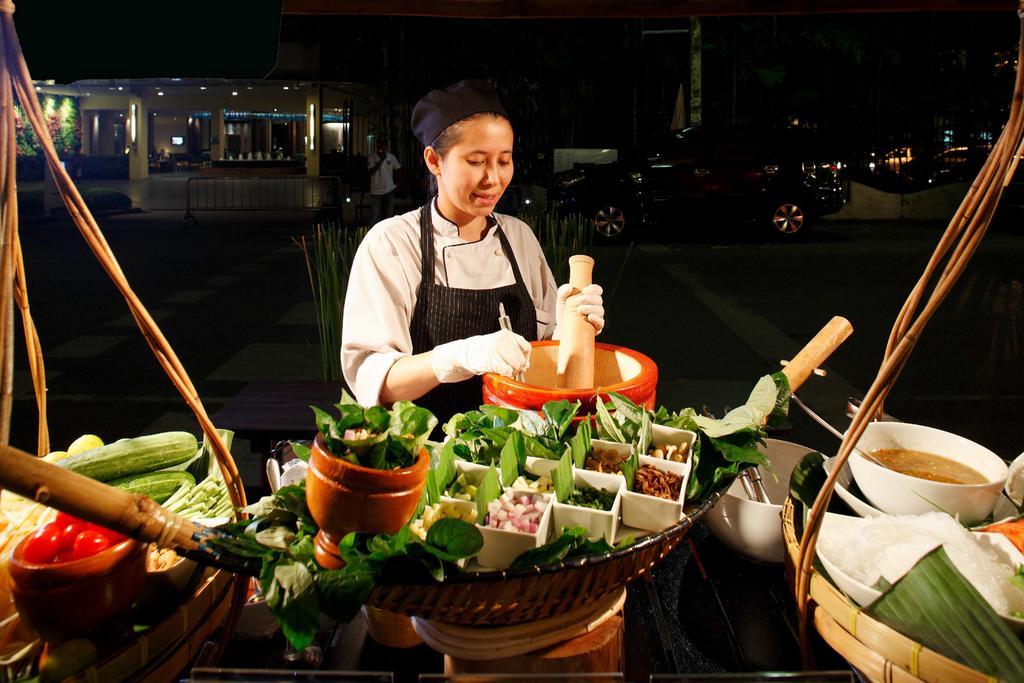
341,79,605,423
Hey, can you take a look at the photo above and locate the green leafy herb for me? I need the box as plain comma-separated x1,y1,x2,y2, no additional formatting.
510,526,635,569
208,481,481,652
289,441,312,463
789,450,828,511
565,486,616,511
424,469,441,506
552,451,575,501
312,394,436,470
475,464,502,523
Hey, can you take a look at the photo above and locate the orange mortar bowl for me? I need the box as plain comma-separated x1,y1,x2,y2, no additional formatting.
482,341,658,414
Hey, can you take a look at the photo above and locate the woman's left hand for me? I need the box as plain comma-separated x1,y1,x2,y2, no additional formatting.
554,283,605,337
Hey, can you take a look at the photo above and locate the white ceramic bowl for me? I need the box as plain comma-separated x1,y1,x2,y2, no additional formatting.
704,438,813,563
848,422,1007,525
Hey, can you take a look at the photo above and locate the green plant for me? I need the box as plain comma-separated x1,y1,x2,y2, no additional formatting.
296,222,369,382
529,213,593,285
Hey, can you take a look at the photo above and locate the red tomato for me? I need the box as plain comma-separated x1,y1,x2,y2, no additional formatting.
22,523,62,564
85,522,125,543
70,530,112,560
54,511,82,528
57,519,88,553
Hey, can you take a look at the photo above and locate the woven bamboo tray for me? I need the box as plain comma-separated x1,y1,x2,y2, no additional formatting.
366,490,723,625
783,499,998,683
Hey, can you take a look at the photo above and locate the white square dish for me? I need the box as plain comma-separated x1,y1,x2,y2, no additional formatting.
620,455,690,532
551,469,623,542
475,490,554,569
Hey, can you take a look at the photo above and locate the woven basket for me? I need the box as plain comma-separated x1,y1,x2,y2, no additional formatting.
783,499,999,683
364,490,722,625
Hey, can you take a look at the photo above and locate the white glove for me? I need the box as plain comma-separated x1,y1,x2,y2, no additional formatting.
554,283,605,339
431,330,532,384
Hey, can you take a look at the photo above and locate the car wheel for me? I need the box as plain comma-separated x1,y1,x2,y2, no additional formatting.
770,201,806,237
593,205,627,240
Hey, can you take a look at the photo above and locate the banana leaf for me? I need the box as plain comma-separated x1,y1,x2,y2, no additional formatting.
866,545,1024,681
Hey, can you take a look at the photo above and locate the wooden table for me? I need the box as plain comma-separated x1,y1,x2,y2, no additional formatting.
211,381,340,494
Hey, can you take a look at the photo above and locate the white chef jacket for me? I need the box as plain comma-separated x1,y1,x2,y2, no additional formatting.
342,201,558,406
367,152,401,195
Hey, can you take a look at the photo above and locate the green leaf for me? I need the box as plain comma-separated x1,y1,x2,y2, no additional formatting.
499,431,526,487
542,400,580,440
425,469,441,506
261,559,320,652
480,405,519,428
363,405,391,433
338,389,360,406
637,411,652,457
594,397,626,443
334,403,365,432
568,421,592,469
436,440,457,490
621,446,639,491
867,546,1024,681
311,405,340,449
475,464,502,523
315,562,376,622
253,526,296,550
789,451,827,511
768,371,792,429
289,441,312,463
390,403,438,459
510,526,588,568
424,518,484,559
552,451,575,501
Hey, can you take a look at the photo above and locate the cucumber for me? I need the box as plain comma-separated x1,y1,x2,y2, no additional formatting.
110,471,195,504
58,432,198,482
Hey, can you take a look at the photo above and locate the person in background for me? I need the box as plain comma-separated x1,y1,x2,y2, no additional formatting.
367,138,401,223
342,79,605,424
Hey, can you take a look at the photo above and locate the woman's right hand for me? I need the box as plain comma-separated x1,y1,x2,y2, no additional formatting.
431,330,532,383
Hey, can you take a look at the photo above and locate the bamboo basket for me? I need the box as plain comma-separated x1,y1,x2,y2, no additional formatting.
782,500,997,683
786,11,1024,681
0,4,248,681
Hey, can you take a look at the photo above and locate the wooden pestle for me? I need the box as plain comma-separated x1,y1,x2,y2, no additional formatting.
780,316,854,393
555,255,596,389
740,316,854,503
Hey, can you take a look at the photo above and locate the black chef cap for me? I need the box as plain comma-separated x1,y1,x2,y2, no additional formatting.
411,79,508,148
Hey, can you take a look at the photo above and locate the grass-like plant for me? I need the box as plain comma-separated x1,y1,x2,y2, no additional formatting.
296,222,369,382
528,212,593,285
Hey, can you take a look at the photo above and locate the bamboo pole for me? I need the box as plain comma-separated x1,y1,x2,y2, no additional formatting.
794,12,1024,668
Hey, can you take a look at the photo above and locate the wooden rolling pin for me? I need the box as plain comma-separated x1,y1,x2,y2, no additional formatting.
555,255,596,389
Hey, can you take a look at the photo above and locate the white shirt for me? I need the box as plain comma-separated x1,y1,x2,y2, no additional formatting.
367,152,401,195
342,202,558,406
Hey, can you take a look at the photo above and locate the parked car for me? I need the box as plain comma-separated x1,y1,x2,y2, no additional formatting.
550,126,846,240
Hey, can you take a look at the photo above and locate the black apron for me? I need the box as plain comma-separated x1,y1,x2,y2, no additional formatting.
409,202,537,426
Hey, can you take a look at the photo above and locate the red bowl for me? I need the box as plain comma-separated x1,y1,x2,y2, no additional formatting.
10,536,147,641
483,341,658,414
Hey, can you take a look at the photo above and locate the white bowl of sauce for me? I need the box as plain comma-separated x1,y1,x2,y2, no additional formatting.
848,422,1008,525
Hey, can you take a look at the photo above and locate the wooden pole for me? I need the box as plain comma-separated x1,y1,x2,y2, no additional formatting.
555,255,596,389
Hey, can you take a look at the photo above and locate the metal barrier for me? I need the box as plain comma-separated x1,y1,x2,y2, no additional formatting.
183,175,343,225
